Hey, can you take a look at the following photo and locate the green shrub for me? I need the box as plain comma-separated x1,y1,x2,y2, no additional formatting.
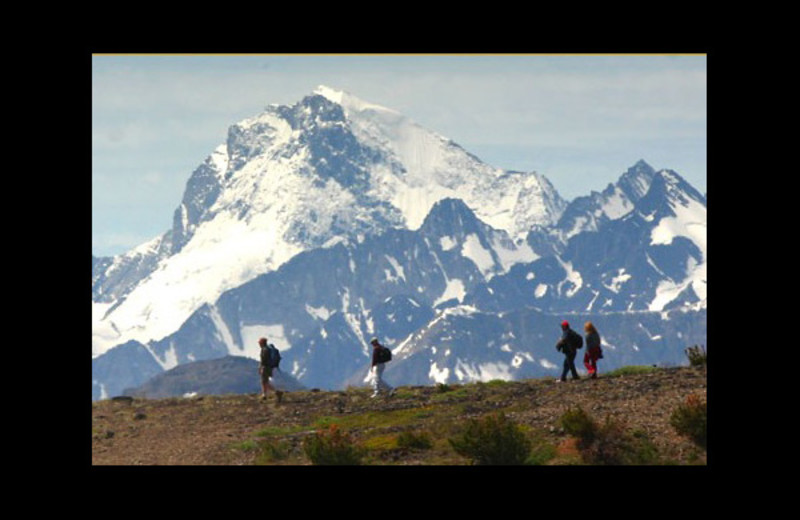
559,407,662,465
255,439,291,464
435,383,452,393
449,413,532,465
560,406,598,449
670,394,707,450
525,435,558,465
302,424,365,465
685,345,707,367
397,430,433,450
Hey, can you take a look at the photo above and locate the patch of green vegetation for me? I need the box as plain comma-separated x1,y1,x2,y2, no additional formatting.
231,439,260,452
313,406,440,431
449,413,532,465
559,406,664,465
526,435,558,466
435,383,452,393
303,425,365,465
396,430,433,450
670,394,707,450
255,439,292,464
606,365,660,377
430,386,472,402
361,434,398,451
480,379,513,388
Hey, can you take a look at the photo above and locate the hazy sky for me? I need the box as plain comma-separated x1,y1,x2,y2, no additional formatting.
92,53,706,257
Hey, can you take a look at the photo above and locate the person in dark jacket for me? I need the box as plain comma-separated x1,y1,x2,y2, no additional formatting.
258,337,284,403
583,321,603,379
555,320,581,382
370,337,395,398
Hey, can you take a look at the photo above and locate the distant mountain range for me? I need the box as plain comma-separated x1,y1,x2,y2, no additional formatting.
122,356,306,399
92,86,706,400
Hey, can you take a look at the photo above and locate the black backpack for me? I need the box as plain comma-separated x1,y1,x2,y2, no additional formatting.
570,330,583,350
562,329,582,351
261,344,281,369
377,346,392,363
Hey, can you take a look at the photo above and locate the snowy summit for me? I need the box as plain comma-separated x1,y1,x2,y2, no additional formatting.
92,86,566,358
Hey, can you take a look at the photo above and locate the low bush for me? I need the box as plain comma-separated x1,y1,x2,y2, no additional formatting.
560,406,662,465
302,424,364,465
685,345,707,367
670,394,707,450
560,406,598,449
525,434,558,465
449,413,531,465
255,439,291,464
397,430,433,450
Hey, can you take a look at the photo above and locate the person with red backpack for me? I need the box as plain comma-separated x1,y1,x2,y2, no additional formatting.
555,321,582,382
370,337,395,398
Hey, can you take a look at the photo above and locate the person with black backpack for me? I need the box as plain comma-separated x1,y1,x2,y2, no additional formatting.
258,337,284,403
370,337,395,399
555,320,582,382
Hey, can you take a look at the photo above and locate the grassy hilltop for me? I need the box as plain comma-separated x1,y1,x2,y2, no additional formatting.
92,365,707,466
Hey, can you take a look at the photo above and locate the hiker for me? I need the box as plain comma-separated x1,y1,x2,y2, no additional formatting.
258,337,284,403
370,337,395,398
583,321,603,379
555,320,582,382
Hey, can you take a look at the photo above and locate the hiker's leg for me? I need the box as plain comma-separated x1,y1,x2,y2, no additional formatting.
377,363,388,392
261,381,269,399
569,353,579,379
371,365,380,395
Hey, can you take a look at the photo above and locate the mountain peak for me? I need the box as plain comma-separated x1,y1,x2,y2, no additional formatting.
313,85,400,118
313,85,344,103
617,160,657,202
420,198,480,234
635,168,706,221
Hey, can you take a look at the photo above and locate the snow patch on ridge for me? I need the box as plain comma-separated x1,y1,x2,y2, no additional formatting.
208,305,237,354
240,324,291,360
434,279,466,307
461,234,495,276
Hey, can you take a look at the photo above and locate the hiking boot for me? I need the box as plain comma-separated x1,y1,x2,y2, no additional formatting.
260,394,267,400
388,389,396,397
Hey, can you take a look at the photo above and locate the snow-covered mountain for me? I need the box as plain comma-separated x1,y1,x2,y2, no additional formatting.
92,86,565,360
91,86,706,400
555,160,657,241
468,166,707,314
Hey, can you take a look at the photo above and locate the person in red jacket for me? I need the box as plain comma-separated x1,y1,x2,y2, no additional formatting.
583,322,604,379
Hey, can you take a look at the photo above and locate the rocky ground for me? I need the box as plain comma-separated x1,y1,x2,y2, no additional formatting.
91,365,707,466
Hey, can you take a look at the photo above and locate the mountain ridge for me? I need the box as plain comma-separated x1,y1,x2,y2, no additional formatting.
91,86,706,401
93,86,566,358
